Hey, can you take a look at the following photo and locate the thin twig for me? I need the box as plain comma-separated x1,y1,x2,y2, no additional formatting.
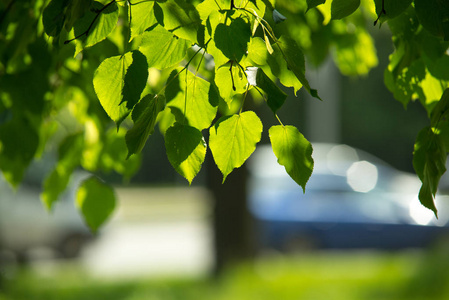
64,0,116,44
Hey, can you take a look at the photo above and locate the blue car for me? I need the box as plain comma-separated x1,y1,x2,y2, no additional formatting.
247,143,449,251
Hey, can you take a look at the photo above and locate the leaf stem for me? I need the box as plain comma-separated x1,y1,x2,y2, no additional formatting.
374,0,386,26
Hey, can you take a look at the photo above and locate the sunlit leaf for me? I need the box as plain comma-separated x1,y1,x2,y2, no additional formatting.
139,26,190,69
93,50,148,126
269,125,314,191
156,0,202,44
76,176,116,233
72,1,119,56
248,37,269,66
209,111,263,181
166,69,218,131
277,36,319,99
214,62,248,105
129,0,157,41
165,123,206,184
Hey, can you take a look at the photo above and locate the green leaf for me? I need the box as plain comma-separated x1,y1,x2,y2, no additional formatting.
165,123,206,184
93,50,148,126
126,94,166,158
431,88,449,126
197,0,226,23
214,17,251,62
65,0,91,31
139,26,190,69
373,0,412,21
166,69,218,131
42,133,84,210
42,0,70,37
101,128,141,181
413,127,447,217
255,68,287,113
415,0,449,40
76,176,116,233
209,111,263,181
307,0,326,12
262,46,303,95
248,37,269,66
129,0,157,41
276,36,320,99
72,1,119,56
0,116,39,187
331,0,360,20
214,62,248,105
156,0,202,44
333,28,378,76
269,125,314,191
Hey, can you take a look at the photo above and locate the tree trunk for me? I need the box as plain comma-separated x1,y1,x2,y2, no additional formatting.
207,152,255,275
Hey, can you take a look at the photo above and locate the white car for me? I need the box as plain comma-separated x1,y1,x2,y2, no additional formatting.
248,143,449,250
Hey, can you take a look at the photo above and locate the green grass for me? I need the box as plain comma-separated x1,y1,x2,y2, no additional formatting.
2,248,449,300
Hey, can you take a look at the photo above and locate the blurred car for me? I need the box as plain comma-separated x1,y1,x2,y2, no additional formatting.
0,161,93,262
247,143,449,251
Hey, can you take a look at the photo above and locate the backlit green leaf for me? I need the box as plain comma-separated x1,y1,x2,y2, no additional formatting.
277,36,319,99
156,0,202,44
72,1,119,56
129,0,157,41
413,127,447,217
331,0,360,20
248,37,269,66
126,94,166,158
165,123,206,184
214,62,248,105
269,125,314,191
139,26,190,69
93,50,148,126
166,69,218,131
76,176,116,233
209,111,263,181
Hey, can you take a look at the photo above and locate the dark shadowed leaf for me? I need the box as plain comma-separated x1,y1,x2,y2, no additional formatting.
126,94,166,157
331,0,360,20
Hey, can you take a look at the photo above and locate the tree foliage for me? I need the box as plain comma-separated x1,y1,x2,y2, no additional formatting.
0,0,448,230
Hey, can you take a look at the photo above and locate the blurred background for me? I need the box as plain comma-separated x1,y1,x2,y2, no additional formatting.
2,19,449,300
